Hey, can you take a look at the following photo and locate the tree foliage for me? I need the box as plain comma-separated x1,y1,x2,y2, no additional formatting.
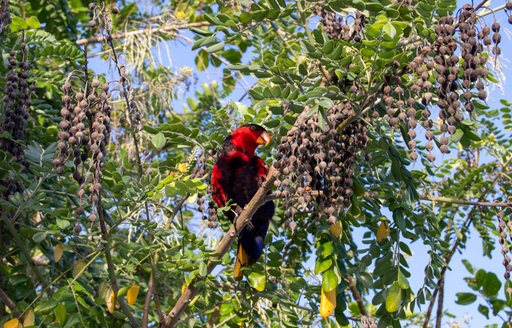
1,0,512,327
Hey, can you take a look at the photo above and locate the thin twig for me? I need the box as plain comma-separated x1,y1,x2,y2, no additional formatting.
76,21,210,45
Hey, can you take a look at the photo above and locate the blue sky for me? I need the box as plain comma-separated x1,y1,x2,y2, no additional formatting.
90,1,512,326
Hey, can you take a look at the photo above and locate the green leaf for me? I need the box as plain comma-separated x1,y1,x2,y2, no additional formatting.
482,272,501,296
239,12,252,24
478,304,489,319
26,16,41,29
398,270,410,289
385,282,402,312
54,303,67,324
383,22,397,39
151,132,166,149
205,42,225,53
248,272,266,292
192,36,216,50
11,16,28,32
198,262,207,277
462,259,474,274
322,269,338,292
35,300,58,314
56,218,70,229
195,49,209,71
33,231,48,243
455,292,477,305
314,258,333,274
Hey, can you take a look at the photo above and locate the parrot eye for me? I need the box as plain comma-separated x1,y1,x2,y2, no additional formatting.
250,125,257,131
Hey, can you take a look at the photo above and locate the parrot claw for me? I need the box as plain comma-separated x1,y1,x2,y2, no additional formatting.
246,222,254,231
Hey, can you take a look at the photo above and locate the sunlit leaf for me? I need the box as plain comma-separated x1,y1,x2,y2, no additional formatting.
248,272,266,292
385,282,402,312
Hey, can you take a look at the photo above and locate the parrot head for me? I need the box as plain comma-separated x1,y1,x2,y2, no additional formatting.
228,124,271,155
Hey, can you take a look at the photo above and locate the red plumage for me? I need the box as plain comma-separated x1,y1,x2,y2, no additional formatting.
211,124,275,280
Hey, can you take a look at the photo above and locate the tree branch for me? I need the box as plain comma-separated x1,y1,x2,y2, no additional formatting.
0,287,16,311
142,271,154,327
76,21,210,45
345,275,369,317
435,275,445,328
425,195,512,208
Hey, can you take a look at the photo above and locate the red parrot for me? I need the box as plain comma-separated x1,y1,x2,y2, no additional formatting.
211,124,275,280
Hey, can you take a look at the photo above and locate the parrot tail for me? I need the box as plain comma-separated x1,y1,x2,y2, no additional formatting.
233,202,274,280
234,242,249,280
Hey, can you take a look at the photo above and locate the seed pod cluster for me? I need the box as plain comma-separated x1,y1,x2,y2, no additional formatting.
0,0,10,34
0,44,32,201
458,7,488,113
1,45,31,168
54,78,112,223
315,6,366,42
490,20,501,57
273,102,368,225
432,15,461,154
196,149,221,228
497,211,512,281
88,83,112,217
399,6,496,162
191,148,220,228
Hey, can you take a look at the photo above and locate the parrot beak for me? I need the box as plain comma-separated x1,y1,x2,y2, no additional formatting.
256,131,271,146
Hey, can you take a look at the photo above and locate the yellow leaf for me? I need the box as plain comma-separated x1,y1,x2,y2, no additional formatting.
127,284,140,305
329,221,342,238
107,290,116,313
181,283,187,294
72,260,86,278
376,220,390,243
54,243,64,263
3,318,22,328
320,288,336,318
23,308,35,326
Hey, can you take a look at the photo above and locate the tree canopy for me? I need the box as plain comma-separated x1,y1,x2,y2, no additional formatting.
1,0,512,327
